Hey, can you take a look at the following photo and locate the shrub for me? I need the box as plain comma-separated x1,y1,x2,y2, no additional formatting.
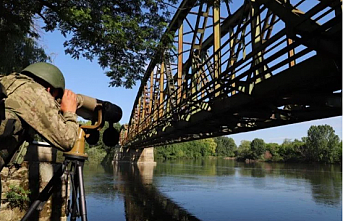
6,185,30,211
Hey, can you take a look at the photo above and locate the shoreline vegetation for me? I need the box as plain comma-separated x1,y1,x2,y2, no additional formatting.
154,124,342,165
73,123,341,165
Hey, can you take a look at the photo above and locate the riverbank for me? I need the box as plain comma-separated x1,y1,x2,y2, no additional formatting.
84,146,342,166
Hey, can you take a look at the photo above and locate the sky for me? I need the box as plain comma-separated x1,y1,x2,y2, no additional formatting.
37,0,342,146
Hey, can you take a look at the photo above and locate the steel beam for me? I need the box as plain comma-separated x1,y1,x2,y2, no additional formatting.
122,0,342,148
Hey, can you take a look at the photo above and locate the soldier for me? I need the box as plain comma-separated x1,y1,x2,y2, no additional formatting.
0,62,79,172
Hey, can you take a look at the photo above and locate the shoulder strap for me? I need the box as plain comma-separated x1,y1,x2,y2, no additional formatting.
0,82,7,124
1,119,15,137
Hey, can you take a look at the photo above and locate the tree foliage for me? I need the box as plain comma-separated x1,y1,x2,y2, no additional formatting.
235,125,341,164
305,125,341,163
155,138,217,159
0,36,50,75
277,139,306,162
250,138,266,159
236,140,251,160
1,0,177,88
6,185,31,211
214,136,236,157
0,0,50,74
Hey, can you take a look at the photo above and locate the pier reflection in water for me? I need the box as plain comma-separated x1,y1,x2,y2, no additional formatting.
83,159,341,221
113,162,200,221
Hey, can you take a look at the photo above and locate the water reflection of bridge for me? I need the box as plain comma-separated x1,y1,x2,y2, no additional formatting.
110,160,341,221
113,163,201,221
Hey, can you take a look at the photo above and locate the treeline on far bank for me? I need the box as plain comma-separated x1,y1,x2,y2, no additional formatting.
155,124,342,164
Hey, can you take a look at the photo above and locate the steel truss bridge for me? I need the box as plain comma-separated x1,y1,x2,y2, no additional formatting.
121,0,342,148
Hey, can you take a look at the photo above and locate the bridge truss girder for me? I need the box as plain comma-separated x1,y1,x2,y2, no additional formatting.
121,0,342,148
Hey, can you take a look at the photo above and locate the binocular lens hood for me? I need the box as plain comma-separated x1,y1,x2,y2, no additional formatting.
102,101,122,123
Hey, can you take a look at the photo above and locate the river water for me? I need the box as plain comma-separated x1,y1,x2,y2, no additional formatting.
83,159,342,221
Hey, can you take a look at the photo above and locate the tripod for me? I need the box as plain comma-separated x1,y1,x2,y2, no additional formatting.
20,105,114,221
21,154,88,221
21,126,93,221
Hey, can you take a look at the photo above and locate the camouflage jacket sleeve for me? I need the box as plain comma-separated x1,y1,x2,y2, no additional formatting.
4,75,78,151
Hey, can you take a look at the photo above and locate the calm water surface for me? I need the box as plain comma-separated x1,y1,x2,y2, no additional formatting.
83,159,342,221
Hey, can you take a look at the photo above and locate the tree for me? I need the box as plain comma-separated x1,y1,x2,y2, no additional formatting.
1,0,177,88
155,138,217,159
236,140,251,160
201,138,217,156
305,124,341,163
238,140,251,150
338,141,342,163
265,142,279,155
214,136,236,157
0,1,52,74
250,138,265,160
277,138,305,162
265,142,282,161
0,36,50,75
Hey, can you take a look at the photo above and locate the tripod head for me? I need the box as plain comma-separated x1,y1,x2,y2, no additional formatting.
64,94,122,159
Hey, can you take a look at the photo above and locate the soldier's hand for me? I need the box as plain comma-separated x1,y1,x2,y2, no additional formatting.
61,89,77,113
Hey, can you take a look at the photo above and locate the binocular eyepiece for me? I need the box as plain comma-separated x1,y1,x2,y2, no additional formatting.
76,94,122,147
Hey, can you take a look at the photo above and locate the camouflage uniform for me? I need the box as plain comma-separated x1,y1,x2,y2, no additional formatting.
0,73,78,171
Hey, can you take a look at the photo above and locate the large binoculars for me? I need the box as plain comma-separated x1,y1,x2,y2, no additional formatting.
75,94,122,147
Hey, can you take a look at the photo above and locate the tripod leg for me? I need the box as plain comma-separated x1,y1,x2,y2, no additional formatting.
70,163,79,221
21,164,65,221
76,161,87,221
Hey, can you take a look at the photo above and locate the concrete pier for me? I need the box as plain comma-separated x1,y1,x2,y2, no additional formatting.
113,147,156,165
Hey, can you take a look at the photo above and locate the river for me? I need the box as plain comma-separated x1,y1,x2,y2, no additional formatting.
83,159,342,221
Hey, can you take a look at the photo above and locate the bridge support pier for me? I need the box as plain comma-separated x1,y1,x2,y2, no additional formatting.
113,147,156,165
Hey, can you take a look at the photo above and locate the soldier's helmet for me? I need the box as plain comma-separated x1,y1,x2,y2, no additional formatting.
21,62,65,96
